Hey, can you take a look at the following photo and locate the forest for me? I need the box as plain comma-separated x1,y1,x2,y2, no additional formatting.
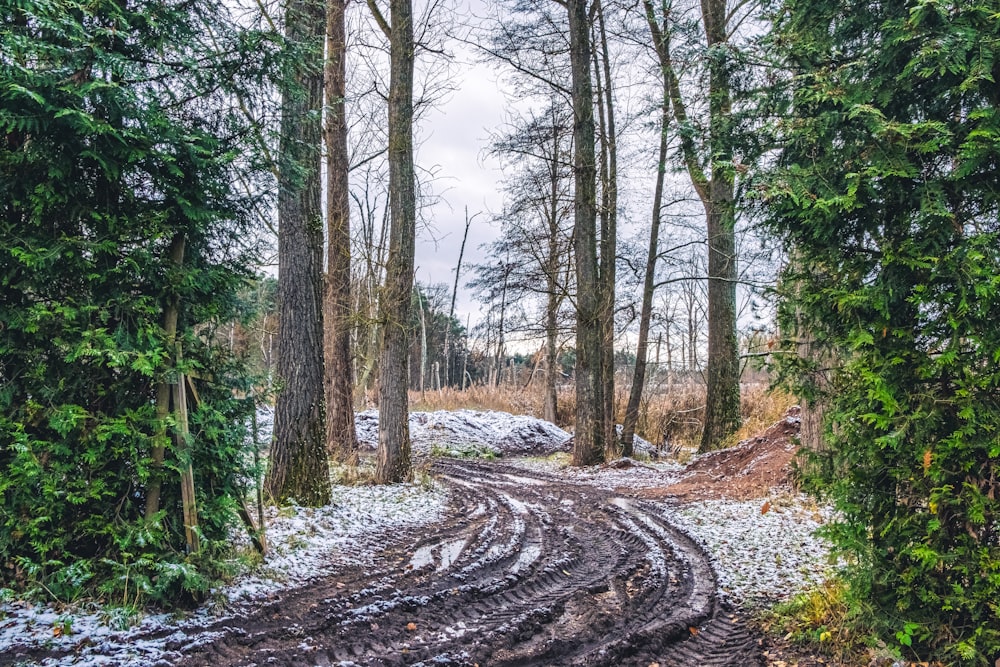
1,0,999,665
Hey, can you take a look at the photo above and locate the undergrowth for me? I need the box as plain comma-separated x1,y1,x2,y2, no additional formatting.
760,578,954,667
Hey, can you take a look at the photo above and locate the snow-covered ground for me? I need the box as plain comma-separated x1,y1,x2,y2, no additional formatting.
0,482,449,667
661,496,835,606
354,409,572,457
353,409,659,459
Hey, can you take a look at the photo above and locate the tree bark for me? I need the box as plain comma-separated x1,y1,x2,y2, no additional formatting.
567,0,605,467
324,0,359,464
543,105,567,425
145,232,185,520
266,0,332,506
375,0,416,484
644,0,740,452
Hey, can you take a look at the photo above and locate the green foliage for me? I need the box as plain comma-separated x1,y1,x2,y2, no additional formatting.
0,0,277,605
428,442,498,460
760,1,1000,663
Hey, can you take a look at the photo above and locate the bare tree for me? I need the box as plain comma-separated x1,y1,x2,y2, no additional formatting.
266,0,332,506
566,0,607,466
592,0,618,458
484,100,574,418
373,0,417,484
443,208,474,387
325,0,359,464
642,0,742,452
620,76,670,455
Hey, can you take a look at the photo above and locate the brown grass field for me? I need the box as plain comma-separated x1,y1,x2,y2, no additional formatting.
408,381,794,454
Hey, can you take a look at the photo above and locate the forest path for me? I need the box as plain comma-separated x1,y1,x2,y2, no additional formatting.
171,459,761,667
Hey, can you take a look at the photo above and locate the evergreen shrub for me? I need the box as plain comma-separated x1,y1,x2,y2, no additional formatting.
0,0,277,605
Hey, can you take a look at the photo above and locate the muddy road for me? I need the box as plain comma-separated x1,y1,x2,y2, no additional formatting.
6,460,762,666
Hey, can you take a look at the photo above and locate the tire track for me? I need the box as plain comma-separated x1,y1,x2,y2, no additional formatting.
3,460,762,666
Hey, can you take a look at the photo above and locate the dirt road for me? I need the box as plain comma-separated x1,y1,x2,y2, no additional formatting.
1,460,762,666
168,460,760,666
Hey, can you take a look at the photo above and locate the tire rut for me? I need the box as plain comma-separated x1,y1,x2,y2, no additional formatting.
5,460,762,667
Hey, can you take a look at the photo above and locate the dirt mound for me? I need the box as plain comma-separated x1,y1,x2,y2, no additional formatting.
354,409,572,457
638,407,802,502
354,410,658,459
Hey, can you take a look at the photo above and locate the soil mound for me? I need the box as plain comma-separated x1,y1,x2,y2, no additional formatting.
639,407,802,501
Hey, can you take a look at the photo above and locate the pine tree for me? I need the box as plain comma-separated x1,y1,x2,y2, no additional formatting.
763,1,1000,662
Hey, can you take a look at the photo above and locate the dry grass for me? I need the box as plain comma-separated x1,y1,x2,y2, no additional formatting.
408,385,544,417
404,381,795,453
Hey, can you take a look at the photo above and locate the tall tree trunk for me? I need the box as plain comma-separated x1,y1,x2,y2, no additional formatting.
266,0,332,506
697,0,740,452
621,93,669,455
644,0,740,452
596,0,618,458
145,233,185,520
375,0,416,484
792,253,829,452
324,0,358,464
567,0,605,467
542,114,562,425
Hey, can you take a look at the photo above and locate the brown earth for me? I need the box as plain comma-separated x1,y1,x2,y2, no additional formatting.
636,406,802,502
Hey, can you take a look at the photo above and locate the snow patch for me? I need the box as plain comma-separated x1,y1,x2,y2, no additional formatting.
355,409,572,457
0,482,448,666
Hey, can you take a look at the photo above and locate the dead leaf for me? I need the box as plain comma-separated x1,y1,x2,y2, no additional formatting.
688,626,699,636
405,622,417,631
52,626,62,637
761,500,772,515
923,448,932,474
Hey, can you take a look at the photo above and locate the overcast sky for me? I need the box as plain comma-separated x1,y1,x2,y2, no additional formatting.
413,52,509,331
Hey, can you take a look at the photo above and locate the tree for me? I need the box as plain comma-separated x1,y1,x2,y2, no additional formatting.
763,0,1000,662
620,67,670,455
325,0,359,463
566,0,607,466
407,283,468,389
0,0,272,601
643,0,743,452
374,0,417,484
266,0,332,506
485,100,575,419
592,0,619,459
